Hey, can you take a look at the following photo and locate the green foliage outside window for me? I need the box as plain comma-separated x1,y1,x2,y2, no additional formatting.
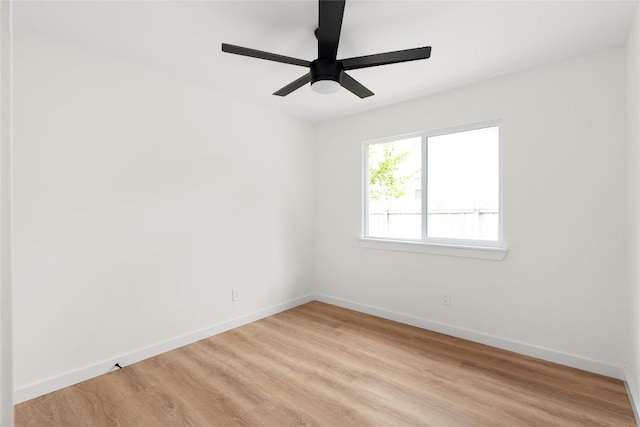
369,142,416,202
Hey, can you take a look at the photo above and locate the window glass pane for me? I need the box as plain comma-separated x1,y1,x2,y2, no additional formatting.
427,127,499,241
367,137,422,239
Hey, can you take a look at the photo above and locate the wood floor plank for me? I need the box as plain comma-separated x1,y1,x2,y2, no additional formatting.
15,301,636,426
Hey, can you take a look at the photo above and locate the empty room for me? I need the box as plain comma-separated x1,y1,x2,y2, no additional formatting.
1,0,640,425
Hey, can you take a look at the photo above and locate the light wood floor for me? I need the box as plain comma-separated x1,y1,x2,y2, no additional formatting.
15,302,636,426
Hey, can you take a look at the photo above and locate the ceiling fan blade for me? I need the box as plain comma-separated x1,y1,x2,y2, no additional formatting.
341,46,431,71
317,0,345,60
273,73,312,96
222,43,310,68
340,72,374,98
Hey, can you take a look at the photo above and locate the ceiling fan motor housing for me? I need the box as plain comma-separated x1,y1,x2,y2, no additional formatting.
311,59,342,84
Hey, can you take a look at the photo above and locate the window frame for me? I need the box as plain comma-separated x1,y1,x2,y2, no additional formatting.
362,120,504,255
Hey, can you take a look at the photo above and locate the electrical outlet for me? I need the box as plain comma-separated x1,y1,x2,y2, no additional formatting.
441,293,451,306
232,289,239,302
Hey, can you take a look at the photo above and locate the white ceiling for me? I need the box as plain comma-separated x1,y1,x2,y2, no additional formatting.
13,0,639,123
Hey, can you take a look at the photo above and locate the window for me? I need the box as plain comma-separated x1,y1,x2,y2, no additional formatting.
364,124,501,248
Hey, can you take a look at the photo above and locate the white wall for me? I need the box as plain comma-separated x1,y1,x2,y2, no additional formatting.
314,48,628,371
11,27,315,394
0,1,13,425
626,2,640,415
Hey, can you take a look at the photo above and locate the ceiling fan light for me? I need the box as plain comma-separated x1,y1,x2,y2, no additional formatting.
311,79,341,94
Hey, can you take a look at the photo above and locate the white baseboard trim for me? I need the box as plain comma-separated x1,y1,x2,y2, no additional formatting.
14,294,314,404
313,294,625,380
624,370,640,426
14,293,628,406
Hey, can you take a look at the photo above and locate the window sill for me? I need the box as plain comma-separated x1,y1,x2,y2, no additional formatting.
360,238,508,261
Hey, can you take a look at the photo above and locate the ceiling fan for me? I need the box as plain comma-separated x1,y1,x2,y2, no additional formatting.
221,0,432,98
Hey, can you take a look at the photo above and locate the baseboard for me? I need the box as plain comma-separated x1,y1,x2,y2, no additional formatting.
14,293,627,405
313,294,625,380
13,294,314,404
625,370,640,426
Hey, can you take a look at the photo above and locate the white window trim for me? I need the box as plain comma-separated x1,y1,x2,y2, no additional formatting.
362,120,506,260
360,238,507,261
